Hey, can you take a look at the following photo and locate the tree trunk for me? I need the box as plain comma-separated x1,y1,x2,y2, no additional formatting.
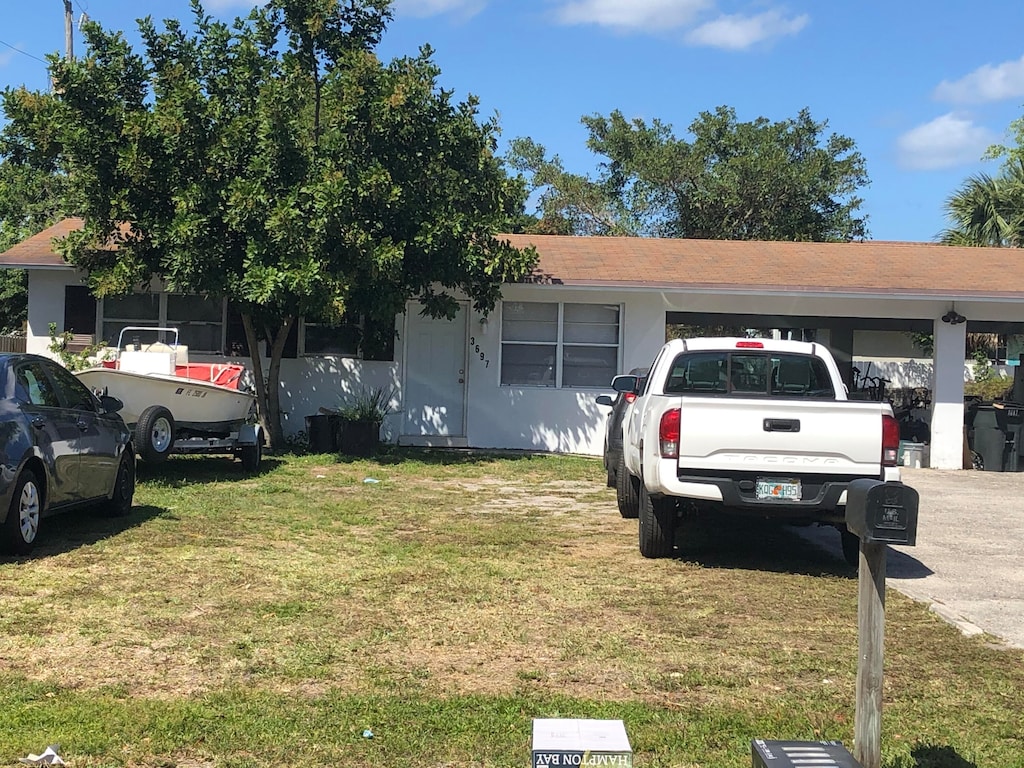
241,313,295,449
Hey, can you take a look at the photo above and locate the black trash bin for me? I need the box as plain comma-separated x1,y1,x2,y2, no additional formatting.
305,414,337,453
995,402,1024,471
971,403,1024,471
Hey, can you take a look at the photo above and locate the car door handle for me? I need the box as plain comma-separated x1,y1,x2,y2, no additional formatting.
31,417,46,430
76,420,89,432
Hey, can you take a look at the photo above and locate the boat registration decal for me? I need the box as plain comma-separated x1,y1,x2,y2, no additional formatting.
175,387,209,398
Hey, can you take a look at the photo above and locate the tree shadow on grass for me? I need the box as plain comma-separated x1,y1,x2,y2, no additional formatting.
136,455,284,486
330,445,561,467
906,744,977,768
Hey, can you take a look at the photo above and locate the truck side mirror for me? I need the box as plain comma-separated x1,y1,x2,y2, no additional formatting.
611,374,638,394
845,479,918,546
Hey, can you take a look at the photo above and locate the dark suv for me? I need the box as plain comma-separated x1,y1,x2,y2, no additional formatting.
595,367,647,517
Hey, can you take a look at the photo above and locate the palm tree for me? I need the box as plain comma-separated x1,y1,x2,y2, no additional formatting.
941,158,1024,247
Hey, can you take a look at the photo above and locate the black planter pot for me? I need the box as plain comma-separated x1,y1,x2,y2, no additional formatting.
338,419,380,456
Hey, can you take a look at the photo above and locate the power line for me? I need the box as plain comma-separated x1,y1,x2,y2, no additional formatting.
0,38,49,65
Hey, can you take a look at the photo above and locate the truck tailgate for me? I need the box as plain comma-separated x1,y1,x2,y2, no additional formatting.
676,397,884,475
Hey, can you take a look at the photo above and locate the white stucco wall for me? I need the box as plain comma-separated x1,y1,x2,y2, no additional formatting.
20,267,1024,468
459,285,665,455
26,270,82,355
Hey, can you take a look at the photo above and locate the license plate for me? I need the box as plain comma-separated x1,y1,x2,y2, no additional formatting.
756,478,801,501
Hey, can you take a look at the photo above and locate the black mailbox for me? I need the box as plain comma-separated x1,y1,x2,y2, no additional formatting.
752,740,861,768
845,479,918,546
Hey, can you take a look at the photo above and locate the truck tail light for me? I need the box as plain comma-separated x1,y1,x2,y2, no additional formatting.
660,408,681,458
624,392,637,403
735,340,764,348
882,414,900,466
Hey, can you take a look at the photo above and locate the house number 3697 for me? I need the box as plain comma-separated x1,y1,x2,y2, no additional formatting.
469,336,490,368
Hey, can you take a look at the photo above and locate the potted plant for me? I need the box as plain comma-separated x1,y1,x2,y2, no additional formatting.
337,385,396,456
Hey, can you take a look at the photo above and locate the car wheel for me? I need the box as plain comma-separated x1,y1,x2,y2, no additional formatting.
105,451,136,517
240,440,262,473
136,405,175,464
839,525,860,568
638,483,676,558
3,469,42,555
615,454,639,519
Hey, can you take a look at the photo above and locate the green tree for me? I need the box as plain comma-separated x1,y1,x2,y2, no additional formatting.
509,106,869,242
9,0,534,446
0,91,72,333
940,159,1024,247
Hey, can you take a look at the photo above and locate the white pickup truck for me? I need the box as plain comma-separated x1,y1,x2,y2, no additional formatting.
616,337,901,563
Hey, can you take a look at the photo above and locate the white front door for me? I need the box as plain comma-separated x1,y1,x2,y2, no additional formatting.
403,302,468,442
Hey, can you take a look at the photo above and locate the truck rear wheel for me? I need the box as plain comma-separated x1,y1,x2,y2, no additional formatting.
615,455,639,519
839,525,860,568
639,484,676,558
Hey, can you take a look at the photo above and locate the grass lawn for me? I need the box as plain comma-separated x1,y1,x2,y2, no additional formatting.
0,449,1020,767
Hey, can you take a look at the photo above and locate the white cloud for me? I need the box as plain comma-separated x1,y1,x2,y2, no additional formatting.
552,0,712,32
685,10,808,50
896,113,997,171
392,0,487,19
0,48,16,69
933,55,1024,105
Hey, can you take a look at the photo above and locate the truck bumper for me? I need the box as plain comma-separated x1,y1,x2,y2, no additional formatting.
644,459,900,522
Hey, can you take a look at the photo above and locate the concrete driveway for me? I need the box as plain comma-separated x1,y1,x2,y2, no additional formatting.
799,467,1024,650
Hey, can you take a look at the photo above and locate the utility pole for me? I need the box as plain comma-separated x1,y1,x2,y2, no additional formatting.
63,0,74,60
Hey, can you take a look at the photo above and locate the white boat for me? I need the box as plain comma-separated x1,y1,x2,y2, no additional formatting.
76,327,259,465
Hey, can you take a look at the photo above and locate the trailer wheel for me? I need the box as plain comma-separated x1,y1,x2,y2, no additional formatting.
615,454,639,519
638,484,676,558
239,440,262,473
136,405,175,464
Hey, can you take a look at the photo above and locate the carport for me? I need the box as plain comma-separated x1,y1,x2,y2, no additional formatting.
506,235,1024,470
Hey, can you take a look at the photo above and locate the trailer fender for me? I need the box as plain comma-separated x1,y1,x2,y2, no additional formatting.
236,423,263,447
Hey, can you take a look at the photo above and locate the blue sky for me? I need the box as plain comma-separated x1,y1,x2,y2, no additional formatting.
3,0,1024,242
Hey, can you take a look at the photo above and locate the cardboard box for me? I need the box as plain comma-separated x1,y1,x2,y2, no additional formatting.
531,718,632,768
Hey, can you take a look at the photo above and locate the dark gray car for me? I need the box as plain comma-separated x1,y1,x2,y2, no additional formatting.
595,367,647,517
0,353,135,554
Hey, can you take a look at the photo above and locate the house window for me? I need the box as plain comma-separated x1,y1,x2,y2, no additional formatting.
302,313,361,356
501,302,620,388
300,314,395,361
167,294,224,353
101,293,225,353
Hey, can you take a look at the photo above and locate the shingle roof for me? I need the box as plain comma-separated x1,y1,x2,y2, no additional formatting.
0,217,86,268
503,233,1024,300
3,220,1020,300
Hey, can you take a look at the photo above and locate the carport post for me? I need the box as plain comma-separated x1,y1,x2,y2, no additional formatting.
930,317,967,469
854,540,886,768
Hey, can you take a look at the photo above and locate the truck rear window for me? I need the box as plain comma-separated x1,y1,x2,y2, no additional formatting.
663,352,835,398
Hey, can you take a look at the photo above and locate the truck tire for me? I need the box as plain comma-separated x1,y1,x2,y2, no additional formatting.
136,405,175,464
639,484,676,558
615,455,639,519
839,525,860,568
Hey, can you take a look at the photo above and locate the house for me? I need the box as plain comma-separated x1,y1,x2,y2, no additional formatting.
3,218,1023,470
